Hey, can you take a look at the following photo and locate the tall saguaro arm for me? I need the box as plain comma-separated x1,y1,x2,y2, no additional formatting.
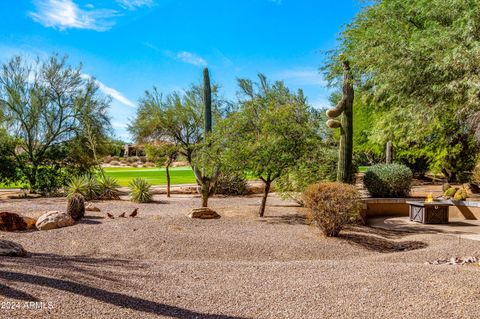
326,60,354,183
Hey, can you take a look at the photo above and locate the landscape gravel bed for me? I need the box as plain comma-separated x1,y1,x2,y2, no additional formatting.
0,194,479,318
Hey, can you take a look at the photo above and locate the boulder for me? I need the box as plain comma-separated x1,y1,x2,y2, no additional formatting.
36,211,75,231
0,240,27,257
188,208,221,219
0,212,27,231
85,203,101,212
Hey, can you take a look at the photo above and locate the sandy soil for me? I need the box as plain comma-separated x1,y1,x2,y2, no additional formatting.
0,194,479,319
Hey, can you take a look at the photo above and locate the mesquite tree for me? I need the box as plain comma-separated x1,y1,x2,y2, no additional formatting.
326,60,354,183
193,68,220,207
222,75,315,217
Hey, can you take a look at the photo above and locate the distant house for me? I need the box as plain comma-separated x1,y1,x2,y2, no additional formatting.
124,144,145,157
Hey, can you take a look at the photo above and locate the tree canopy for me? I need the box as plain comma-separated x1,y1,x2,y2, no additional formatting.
0,55,112,192
324,0,480,180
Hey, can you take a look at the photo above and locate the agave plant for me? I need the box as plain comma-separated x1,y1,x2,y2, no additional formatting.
84,175,101,200
65,175,88,197
98,175,121,200
129,178,153,203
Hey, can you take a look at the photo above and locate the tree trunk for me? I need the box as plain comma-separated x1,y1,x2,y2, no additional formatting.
201,184,209,207
386,141,392,164
259,180,271,217
166,164,171,198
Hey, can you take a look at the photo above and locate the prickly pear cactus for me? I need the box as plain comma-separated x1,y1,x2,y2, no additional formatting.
326,60,354,183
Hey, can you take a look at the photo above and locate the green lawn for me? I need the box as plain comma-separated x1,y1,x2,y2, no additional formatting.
104,166,196,186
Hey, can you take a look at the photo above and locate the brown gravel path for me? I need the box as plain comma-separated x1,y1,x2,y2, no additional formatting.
0,194,479,318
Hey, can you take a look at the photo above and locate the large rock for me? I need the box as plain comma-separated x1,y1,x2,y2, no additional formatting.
188,208,221,219
36,211,75,231
0,212,28,231
85,203,101,212
0,240,27,257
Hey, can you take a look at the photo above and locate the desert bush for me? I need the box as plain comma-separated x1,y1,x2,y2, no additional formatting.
303,182,362,237
67,193,85,221
30,166,70,196
129,178,153,203
66,175,101,200
363,163,413,198
110,160,120,166
103,156,113,164
132,163,138,168
139,156,147,163
214,172,248,196
276,147,338,205
97,175,120,200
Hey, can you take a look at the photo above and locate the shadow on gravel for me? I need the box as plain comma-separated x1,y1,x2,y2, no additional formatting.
0,282,39,301
340,231,428,253
258,213,309,225
0,270,249,319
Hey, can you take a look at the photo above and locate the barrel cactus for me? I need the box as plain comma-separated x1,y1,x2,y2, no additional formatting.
326,60,354,183
67,193,85,221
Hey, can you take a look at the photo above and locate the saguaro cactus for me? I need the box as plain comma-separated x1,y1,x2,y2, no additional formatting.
203,68,212,134
326,60,354,183
193,67,220,207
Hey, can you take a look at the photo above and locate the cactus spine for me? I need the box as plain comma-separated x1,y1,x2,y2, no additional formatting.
326,60,354,183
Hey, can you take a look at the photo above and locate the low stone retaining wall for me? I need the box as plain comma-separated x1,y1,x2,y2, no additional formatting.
363,198,480,220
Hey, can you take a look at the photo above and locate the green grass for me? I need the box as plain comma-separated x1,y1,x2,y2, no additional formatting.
104,166,196,186
358,166,370,173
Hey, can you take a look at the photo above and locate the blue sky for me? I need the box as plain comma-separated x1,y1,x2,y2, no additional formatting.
0,0,364,141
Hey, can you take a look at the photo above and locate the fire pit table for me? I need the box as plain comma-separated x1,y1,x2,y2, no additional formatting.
406,201,452,224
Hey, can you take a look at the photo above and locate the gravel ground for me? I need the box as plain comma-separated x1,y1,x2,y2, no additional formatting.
0,194,480,319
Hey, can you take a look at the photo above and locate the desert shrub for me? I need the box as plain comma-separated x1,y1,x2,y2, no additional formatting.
30,166,70,196
473,162,480,185
66,175,88,197
103,156,113,164
132,163,138,168
276,147,338,205
127,156,139,164
67,193,85,221
214,172,248,196
303,182,362,237
97,175,120,200
363,163,413,198
66,175,101,200
139,156,147,163
110,160,120,166
129,178,153,203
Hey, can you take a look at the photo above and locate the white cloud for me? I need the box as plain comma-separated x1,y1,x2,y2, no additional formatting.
277,68,326,86
116,0,154,10
29,0,118,31
81,74,136,108
176,51,208,67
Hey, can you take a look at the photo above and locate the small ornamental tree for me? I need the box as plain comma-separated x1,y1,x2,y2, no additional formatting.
145,143,178,197
223,75,316,217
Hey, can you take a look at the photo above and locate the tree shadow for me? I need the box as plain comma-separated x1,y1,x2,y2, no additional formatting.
340,225,428,253
0,282,39,301
0,270,249,319
258,213,309,225
0,254,250,318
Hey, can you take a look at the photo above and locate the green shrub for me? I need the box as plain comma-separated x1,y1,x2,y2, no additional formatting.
98,175,120,200
214,173,247,196
276,147,338,205
129,178,153,203
363,163,413,198
31,166,70,196
303,182,362,237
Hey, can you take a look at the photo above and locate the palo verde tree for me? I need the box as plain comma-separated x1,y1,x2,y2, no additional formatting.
0,55,112,192
222,75,316,217
326,60,354,183
145,143,178,197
